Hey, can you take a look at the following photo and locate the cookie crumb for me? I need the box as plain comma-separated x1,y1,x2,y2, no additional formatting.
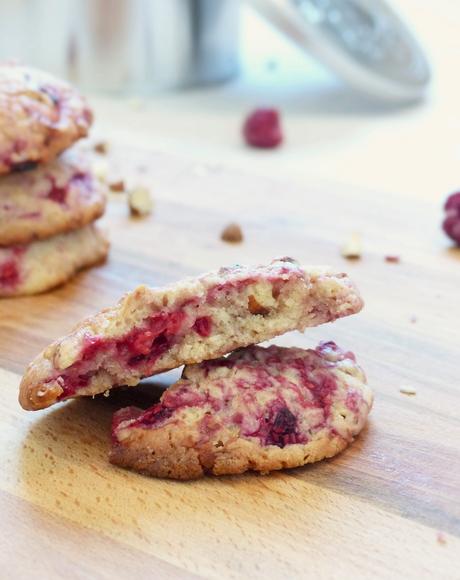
94,141,108,154
221,223,243,243
437,531,447,545
92,160,108,182
109,180,125,193
399,385,417,396
385,255,400,263
128,186,153,217
341,233,362,260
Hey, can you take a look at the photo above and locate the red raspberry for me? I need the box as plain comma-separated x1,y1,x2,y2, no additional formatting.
445,192,460,211
193,316,212,337
0,259,19,287
243,108,283,149
443,192,460,245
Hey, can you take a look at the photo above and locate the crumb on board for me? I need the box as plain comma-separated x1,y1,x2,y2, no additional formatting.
221,223,243,243
437,531,447,545
109,180,125,193
399,385,417,396
341,233,362,260
92,159,108,181
129,186,153,217
94,141,108,154
385,255,400,263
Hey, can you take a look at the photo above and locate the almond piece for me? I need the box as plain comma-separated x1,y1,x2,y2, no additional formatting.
248,295,270,315
399,385,417,396
94,141,108,154
221,223,243,243
109,180,125,193
341,233,362,260
128,186,153,217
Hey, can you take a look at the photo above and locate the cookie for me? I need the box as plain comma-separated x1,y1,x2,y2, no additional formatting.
0,224,108,298
110,342,373,479
19,258,363,411
0,151,106,245
0,64,92,174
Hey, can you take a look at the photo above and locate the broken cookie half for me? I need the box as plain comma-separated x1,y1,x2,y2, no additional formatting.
110,342,373,479
19,258,363,410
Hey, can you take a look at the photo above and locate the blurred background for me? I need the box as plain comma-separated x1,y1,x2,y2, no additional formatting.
1,0,458,201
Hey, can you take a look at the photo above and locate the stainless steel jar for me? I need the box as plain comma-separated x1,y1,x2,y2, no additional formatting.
0,0,240,93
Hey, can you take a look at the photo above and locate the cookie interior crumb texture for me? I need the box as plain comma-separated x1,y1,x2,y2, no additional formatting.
19,258,363,410
110,342,373,479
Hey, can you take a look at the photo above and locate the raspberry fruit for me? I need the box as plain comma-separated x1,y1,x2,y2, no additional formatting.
243,108,283,149
443,192,460,245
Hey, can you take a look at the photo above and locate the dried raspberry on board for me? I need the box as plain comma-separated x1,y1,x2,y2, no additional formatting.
443,192,460,245
243,108,283,149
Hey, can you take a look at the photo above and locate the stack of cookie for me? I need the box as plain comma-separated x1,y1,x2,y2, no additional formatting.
20,258,373,480
0,64,109,297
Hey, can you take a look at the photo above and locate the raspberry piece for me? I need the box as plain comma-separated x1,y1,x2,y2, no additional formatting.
243,108,283,149
193,316,212,337
47,176,68,204
266,407,298,448
443,192,460,245
0,259,19,287
443,215,460,244
131,330,155,355
445,192,460,212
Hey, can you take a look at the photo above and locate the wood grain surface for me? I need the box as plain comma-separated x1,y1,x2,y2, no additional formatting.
1,145,459,579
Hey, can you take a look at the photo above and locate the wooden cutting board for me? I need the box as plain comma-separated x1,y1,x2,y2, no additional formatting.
1,145,459,579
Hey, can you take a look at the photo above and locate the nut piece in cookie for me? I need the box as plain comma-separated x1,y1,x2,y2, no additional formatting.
110,342,373,479
19,258,364,411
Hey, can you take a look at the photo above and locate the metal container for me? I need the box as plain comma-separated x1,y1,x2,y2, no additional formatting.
0,0,240,93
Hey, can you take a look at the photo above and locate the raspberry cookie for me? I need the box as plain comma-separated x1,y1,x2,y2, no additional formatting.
0,224,108,298
0,64,92,175
0,151,106,246
110,342,373,479
19,258,363,411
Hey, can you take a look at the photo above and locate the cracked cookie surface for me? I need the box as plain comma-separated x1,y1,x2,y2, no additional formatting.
0,64,92,175
110,342,373,479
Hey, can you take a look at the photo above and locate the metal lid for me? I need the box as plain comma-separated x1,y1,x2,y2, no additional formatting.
247,0,431,102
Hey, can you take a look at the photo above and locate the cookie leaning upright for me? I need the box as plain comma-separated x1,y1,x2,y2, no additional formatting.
0,64,92,174
19,258,363,410
0,64,109,297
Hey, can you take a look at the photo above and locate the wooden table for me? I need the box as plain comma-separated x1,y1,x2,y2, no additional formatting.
1,145,459,579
